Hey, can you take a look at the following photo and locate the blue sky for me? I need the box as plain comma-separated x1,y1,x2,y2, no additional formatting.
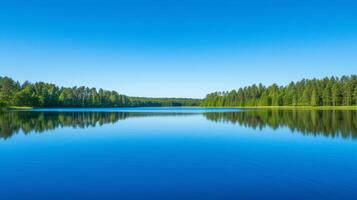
1,0,357,98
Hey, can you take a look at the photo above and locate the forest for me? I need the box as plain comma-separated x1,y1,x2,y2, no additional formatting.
201,75,357,107
0,76,199,108
2,75,357,108
130,97,199,107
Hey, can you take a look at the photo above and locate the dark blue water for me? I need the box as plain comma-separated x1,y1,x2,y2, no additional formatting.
0,108,357,199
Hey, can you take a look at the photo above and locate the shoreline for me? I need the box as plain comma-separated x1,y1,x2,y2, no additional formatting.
5,105,357,110
201,106,357,110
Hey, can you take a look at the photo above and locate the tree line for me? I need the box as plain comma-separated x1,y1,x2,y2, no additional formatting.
130,97,199,107
0,76,200,108
2,75,357,108
201,75,357,107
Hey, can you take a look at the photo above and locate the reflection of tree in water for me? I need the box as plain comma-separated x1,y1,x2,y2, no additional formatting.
2,110,357,140
0,111,196,139
204,109,357,139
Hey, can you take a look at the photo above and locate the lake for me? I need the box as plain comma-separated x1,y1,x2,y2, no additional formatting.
1,108,357,199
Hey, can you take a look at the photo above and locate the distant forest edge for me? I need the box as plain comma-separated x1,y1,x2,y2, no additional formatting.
1,75,357,108
201,75,357,107
0,76,199,108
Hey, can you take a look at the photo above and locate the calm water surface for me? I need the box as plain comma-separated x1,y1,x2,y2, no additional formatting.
1,108,357,199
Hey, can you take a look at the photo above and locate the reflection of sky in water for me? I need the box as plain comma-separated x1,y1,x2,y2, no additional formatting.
0,109,357,199
1,108,357,141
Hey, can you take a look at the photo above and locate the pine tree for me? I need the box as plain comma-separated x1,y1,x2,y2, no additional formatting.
353,86,357,105
342,82,352,106
331,84,340,106
311,89,318,106
300,87,310,106
322,85,331,106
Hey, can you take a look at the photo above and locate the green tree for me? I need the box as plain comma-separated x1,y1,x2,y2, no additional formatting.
342,82,353,106
13,86,40,106
322,85,332,106
353,87,357,105
331,84,341,106
300,87,310,106
201,75,357,107
0,77,19,106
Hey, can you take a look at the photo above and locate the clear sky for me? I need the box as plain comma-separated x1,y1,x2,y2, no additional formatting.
1,0,357,98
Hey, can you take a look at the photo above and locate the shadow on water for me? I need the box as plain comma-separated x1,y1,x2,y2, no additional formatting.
0,109,357,140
